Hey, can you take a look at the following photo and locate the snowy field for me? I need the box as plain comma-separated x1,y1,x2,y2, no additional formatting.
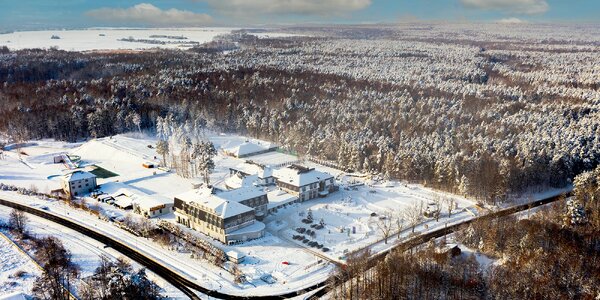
0,28,234,51
0,230,41,297
0,28,305,52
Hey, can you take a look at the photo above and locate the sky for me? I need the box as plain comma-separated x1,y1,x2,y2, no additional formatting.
0,0,599,30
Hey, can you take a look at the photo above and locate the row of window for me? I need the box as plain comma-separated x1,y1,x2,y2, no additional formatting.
71,183,90,189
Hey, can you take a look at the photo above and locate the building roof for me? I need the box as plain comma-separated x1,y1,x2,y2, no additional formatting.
113,194,133,209
134,194,173,210
224,140,276,157
175,187,255,219
225,173,260,190
63,170,95,182
99,182,148,197
230,161,274,179
273,165,334,187
218,186,266,201
226,250,246,260
267,189,298,210
226,220,265,236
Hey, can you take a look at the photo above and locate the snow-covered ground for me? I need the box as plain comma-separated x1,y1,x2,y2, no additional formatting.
0,28,305,52
266,180,478,261
0,230,41,297
0,28,235,51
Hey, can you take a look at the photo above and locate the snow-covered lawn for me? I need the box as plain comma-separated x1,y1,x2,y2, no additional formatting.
0,230,41,297
267,180,478,261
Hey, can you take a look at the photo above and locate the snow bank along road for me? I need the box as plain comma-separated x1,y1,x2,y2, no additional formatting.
0,191,570,299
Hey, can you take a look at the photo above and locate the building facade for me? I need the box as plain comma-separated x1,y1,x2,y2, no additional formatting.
61,170,97,198
133,194,174,218
273,165,336,201
173,187,266,244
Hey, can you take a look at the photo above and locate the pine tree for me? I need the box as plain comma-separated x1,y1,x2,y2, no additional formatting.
197,141,217,184
156,140,169,167
458,175,470,196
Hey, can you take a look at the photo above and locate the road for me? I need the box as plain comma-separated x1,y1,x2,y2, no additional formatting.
0,190,570,299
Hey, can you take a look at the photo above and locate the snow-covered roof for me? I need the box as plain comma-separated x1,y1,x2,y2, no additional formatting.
134,194,173,210
230,162,274,179
225,173,260,190
218,186,266,202
224,140,276,157
226,250,246,260
113,194,133,208
273,165,334,187
100,182,148,197
175,187,255,219
267,189,298,210
62,170,95,182
227,220,265,235
210,198,253,219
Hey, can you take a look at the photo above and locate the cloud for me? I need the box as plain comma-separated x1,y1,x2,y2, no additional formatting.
86,3,213,26
198,0,371,17
495,17,527,24
460,0,549,15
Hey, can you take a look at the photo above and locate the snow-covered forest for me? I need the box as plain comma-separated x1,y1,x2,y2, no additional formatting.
1,23,600,203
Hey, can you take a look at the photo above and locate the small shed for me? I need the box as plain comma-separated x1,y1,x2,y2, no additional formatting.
227,250,246,264
133,194,174,218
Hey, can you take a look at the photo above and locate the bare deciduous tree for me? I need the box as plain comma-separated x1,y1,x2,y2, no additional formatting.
405,201,424,233
33,237,79,300
376,210,394,244
444,197,455,218
395,211,405,239
9,209,27,236
432,194,442,222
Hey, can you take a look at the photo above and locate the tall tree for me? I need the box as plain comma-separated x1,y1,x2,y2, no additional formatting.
156,140,169,167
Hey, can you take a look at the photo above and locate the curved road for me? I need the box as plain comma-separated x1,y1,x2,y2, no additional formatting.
0,191,569,299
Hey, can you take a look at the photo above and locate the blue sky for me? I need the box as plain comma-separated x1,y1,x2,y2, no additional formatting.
1,0,599,30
